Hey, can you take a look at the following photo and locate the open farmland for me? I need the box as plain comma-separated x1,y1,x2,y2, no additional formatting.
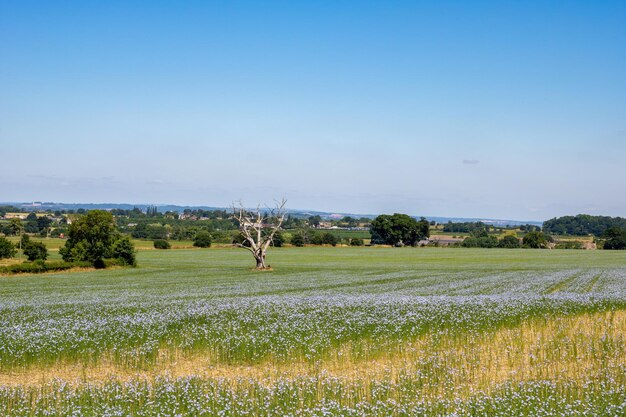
1,247,625,416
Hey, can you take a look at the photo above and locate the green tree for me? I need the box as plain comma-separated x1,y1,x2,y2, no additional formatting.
20,234,31,249
59,210,133,268
308,215,322,227
462,235,499,248
0,237,16,259
9,218,23,236
370,214,429,246
37,216,52,232
112,236,137,266
23,241,48,261
498,235,521,249
543,214,626,236
602,227,626,250
341,216,358,227
523,231,553,249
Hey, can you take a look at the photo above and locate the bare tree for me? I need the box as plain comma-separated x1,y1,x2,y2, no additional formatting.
231,199,287,269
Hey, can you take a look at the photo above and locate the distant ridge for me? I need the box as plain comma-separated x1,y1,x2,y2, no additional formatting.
0,202,544,227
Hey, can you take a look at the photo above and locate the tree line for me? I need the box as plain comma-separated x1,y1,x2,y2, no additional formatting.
2,209,626,270
543,214,626,236
0,211,136,273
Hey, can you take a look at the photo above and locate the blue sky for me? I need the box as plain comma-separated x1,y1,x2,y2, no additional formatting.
1,1,625,220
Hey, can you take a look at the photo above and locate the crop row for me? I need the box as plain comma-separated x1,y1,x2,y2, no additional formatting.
1,290,625,369
1,375,625,417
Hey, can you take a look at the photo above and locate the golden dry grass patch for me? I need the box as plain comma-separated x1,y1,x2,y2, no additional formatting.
1,310,624,398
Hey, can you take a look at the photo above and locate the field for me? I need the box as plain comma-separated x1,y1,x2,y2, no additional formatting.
313,229,371,240
4,237,198,252
0,247,625,416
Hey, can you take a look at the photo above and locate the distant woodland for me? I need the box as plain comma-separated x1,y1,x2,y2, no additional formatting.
543,215,626,236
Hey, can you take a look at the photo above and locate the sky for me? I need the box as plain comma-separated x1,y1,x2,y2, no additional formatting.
1,1,625,221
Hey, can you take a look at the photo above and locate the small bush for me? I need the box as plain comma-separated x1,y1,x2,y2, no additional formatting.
20,234,31,249
50,228,66,238
290,233,305,247
0,237,16,259
270,232,284,247
350,238,364,246
0,260,91,275
321,233,338,246
498,235,521,249
462,235,499,248
603,227,626,250
103,258,125,268
153,239,171,249
523,231,553,249
23,241,48,261
112,236,137,266
310,233,323,245
555,241,583,250
194,231,212,248
231,232,248,247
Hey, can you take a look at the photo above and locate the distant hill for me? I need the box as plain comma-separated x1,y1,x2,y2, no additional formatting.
426,217,543,227
1,201,543,227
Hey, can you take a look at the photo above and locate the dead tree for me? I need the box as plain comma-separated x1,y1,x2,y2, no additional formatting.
231,199,287,269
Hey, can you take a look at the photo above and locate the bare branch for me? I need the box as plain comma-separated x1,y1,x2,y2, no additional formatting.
230,198,287,269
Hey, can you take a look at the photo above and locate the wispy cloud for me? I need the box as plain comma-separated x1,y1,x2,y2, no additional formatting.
462,159,480,165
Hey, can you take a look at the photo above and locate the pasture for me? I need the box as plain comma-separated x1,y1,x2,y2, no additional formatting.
0,247,625,416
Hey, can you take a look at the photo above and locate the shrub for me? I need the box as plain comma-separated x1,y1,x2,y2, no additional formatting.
523,231,553,249
0,237,17,259
23,241,48,261
0,260,91,275
462,235,499,248
321,232,339,246
20,234,31,248
350,238,364,246
602,227,626,250
270,231,284,247
290,233,305,247
112,236,137,266
153,239,171,249
310,233,324,245
498,235,521,249
194,231,212,248
555,241,583,250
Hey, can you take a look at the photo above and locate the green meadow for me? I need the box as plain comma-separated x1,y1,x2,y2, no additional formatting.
1,247,625,416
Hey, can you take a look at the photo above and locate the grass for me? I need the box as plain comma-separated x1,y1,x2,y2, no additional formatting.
305,229,371,240
0,247,625,415
5,237,198,252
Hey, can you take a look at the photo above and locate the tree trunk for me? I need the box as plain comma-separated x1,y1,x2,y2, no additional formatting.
232,199,285,270
254,249,267,269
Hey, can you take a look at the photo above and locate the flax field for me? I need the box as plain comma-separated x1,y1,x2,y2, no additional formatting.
1,247,625,416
